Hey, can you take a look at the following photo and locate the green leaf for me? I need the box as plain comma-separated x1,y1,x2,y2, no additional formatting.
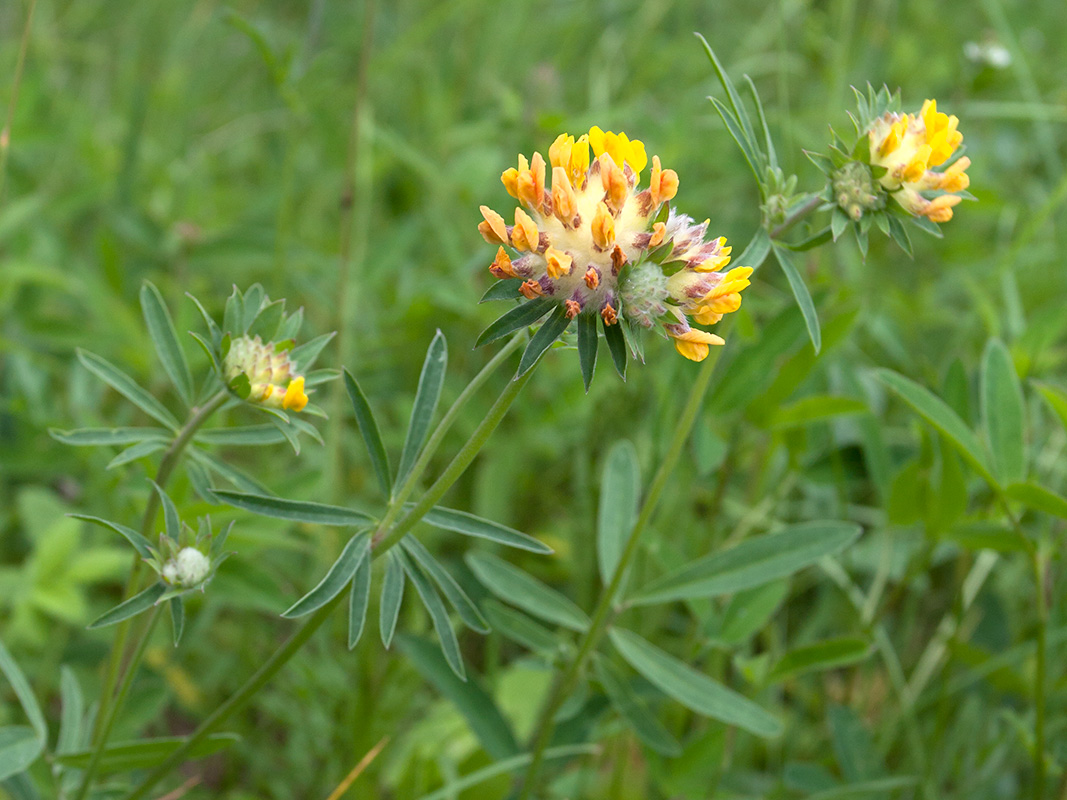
214,490,375,526
56,667,84,756
397,331,448,488
1033,381,1067,433
768,637,872,681
479,279,523,303
1005,482,1067,520
107,440,166,470
481,600,560,656
577,313,598,392
88,582,166,629
288,331,336,373
420,506,552,554
399,551,465,680
282,533,370,618
708,96,764,192
696,34,760,165
771,395,867,429
344,369,392,498
49,427,171,446
517,305,571,376
0,640,46,779
631,521,861,605
981,339,1027,484
875,368,997,487
70,515,153,558
140,281,194,407
397,634,519,759
476,298,551,347
195,425,288,446
190,449,272,495
603,317,627,378
743,74,777,170
151,482,181,541
772,245,820,354
718,579,790,645
466,552,589,632
610,628,782,737
169,597,185,646
597,440,640,589
737,227,771,270
380,551,405,648
53,733,239,774
412,745,597,800
402,538,488,633
806,777,919,800
347,549,372,650
595,657,681,756
76,349,181,431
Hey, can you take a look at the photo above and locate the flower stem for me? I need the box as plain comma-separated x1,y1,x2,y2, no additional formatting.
769,193,823,240
92,391,229,746
516,345,725,799
122,356,535,800
1033,545,1048,800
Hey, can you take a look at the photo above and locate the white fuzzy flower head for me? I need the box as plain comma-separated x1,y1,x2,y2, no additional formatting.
162,547,211,589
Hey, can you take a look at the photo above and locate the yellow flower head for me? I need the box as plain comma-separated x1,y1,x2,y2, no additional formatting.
478,127,750,366
868,99,970,223
223,335,309,412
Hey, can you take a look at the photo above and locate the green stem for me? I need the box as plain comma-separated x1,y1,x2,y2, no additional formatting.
92,391,229,744
769,193,823,240
75,607,162,800
0,0,37,206
1033,545,1048,800
122,357,536,800
517,346,724,799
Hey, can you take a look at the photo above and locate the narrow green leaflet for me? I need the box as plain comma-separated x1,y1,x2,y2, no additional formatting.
50,427,171,446
215,490,375,526
466,551,590,632
400,550,466,680
806,777,919,800
479,278,522,303
595,658,681,756
70,515,153,558
169,597,185,646
421,506,551,554
396,331,448,488
195,425,288,446
603,317,627,378
348,550,372,649
191,449,273,495
0,639,46,780
402,538,489,633
475,298,551,347
696,34,760,162
980,339,1027,484
380,550,405,648
743,74,777,170
481,600,560,656
609,628,782,737
107,440,166,470
1033,381,1067,433
88,583,166,629
719,580,791,645
397,634,519,760
875,368,997,487
412,745,597,800
577,313,598,392
709,96,764,192
771,396,867,429
140,281,194,406
772,244,821,354
737,227,772,270
1005,482,1067,520
56,667,85,756
281,533,370,618
631,521,860,605
76,349,181,431
344,369,392,498
768,637,872,682
597,440,640,587
517,305,571,376
54,733,239,774
151,482,181,541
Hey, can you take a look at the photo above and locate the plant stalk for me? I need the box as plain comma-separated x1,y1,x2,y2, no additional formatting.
769,193,823,240
0,0,38,206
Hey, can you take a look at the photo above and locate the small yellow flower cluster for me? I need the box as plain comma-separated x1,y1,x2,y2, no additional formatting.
868,99,970,223
479,127,751,362
223,335,308,412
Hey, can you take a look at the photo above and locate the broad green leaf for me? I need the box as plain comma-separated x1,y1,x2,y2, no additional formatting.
397,634,519,759
772,245,820,354
517,305,571,376
76,349,180,431
348,549,372,649
631,521,860,605
140,281,194,406
476,298,551,347
420,506,551,553
400,551,465,680
56,667,84,756
70,515,153,558
595,658,681,756
344,369,391,498
1005,481,1067,520
467,552,589,632
49,427,171,446
719,580,790,645
88,582,166,629
0,728,42,782
577,312,598,392
771,396,867,429
54,733,239,774
215,490,375,526
107,440,166,470
603,315,627,378
412,745,597,800
1033,381,1067,433
609,628,782,737
282,533,370,618
875,368,997,487
380,551,405,648
481,600,560,656
597,440,640,588
768,637,872,681
195,425,288,446
402,538,488,633
397,331,448,487
169,597,185,646
980,339,1027,484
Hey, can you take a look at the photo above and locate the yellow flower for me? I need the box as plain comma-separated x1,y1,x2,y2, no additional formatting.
223,335,309,412
479,127,750,364
868,99,970,223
